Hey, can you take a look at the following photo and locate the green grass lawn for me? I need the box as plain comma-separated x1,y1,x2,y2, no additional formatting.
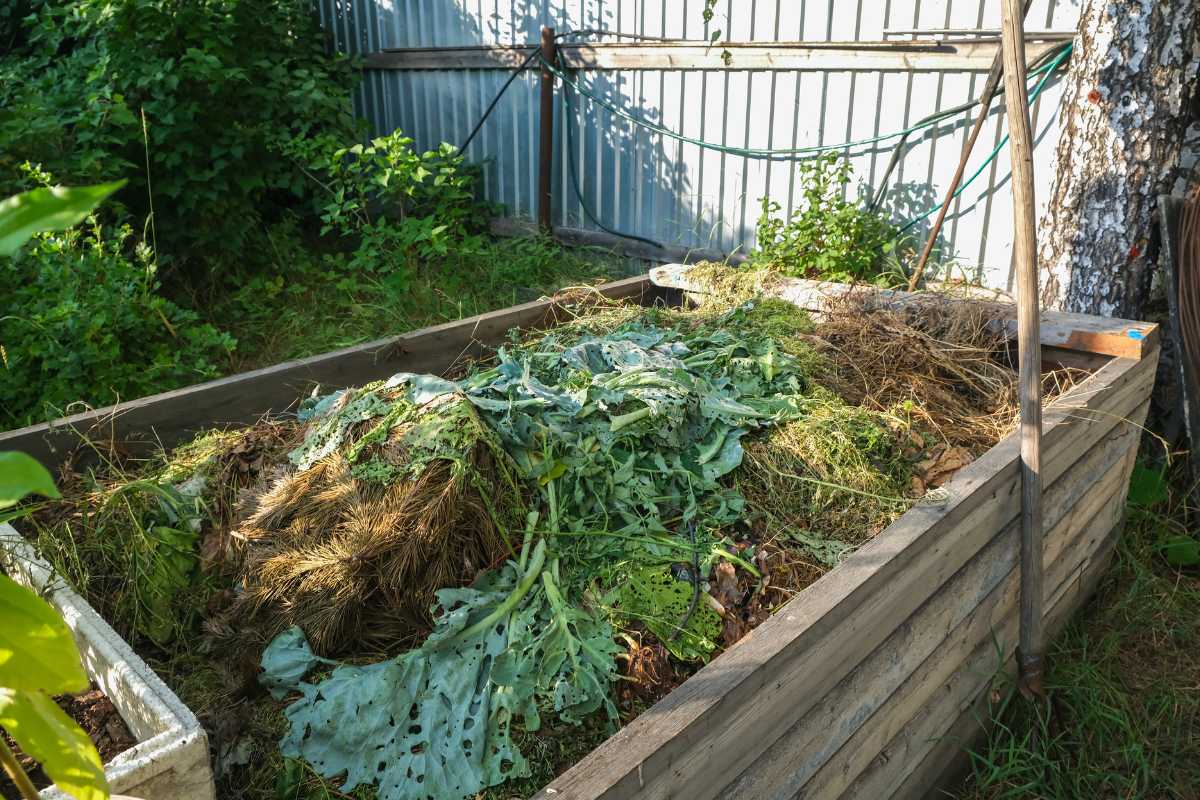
208,227,640,374
955,458,1200,800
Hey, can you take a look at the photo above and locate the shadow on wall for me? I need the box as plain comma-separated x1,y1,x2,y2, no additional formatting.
869,71,1065,287
316,0,1071,268
316,0,700,250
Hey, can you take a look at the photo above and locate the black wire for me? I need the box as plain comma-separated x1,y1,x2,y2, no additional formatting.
458,46,541,154
671,519,701,642
562,80,665,250
558,28,670,42
458,29,668,154
457,27,667,250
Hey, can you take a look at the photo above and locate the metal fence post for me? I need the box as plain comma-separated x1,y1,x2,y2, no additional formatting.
538,26,557,234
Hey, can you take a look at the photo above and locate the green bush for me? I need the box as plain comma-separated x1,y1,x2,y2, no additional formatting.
0,220,235,427
276,129,492,288
752,154,899,283
0,0,358,273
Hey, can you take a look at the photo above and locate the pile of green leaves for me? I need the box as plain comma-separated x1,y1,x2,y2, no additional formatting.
263,534,620,800
752,154,900,283
263,302,825,800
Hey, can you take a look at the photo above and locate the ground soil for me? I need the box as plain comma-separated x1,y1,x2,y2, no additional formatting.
1,685,134,798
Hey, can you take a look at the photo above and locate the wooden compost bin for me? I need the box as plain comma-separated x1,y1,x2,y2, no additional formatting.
1,275,1158,800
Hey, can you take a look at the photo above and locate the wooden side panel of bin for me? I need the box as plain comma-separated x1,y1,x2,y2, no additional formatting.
0,276,668,470
727,409,1144,800
532,346,1157,800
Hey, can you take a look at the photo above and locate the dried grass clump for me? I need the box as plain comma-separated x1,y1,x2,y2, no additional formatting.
228,432,518,656
810,292,1017,452
685,262,786,307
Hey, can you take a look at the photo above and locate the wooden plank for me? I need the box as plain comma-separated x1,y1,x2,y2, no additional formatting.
843,456,1131,800
532,351,1156,800
791,419,1141,800
875,415,1143,800
363,39,1068,72
0,277,665,470
887,502,1130,800
649,265,1161,360
1001,0,1048,696
858,508,1125,800
723,415,1139,799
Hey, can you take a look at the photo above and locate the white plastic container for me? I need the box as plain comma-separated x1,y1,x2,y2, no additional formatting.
0,523,216,800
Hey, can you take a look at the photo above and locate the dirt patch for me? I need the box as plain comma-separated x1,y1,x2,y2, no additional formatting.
1,685,134,798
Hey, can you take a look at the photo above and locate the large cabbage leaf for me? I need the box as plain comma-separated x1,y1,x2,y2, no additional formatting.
261,542,619,800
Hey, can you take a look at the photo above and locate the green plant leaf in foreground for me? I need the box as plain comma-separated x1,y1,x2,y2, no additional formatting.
0,575,87,694
262,570,534,800
1160,535,1200,568
0,451,61,509
262,539,619,800
1127,463,1168,508
0,688,109,800
0,181,125,257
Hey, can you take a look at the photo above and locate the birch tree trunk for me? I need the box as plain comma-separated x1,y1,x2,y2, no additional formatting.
1038,0,1199,319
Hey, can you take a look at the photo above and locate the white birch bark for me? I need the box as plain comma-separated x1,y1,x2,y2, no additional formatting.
1038,0,1199,319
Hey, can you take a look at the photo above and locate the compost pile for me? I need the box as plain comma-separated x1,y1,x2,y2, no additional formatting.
28,275,1054,800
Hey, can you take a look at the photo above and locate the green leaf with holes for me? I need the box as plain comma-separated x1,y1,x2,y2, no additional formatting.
0,688,109,800
0,575,87,695
617,566,721,662
263,564,534,800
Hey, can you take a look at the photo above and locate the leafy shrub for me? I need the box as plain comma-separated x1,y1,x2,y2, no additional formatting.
1,220,235,427
283,130,491,281
752,154,898,283
0,0,358,272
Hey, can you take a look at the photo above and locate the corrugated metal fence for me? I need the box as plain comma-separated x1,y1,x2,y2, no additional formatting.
316,0,1081,291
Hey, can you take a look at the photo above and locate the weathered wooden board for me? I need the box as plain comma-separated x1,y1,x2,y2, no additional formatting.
797,440,1136,800
0,277,666,469
649,265,1160,360
831,423,1141,800
362,38,1070,72
723,413,1141,798
887,491,1132,800
533,349,1156,799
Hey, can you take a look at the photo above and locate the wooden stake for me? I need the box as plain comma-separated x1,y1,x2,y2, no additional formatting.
907,0,1035,291
537,26,557,234
1000,0,1045,698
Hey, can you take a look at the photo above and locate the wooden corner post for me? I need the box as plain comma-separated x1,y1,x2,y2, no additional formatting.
537,26,557,234
1000,0,1046,698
